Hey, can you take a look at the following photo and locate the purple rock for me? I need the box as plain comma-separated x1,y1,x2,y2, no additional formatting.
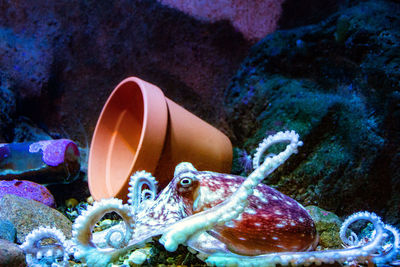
0,180,56,208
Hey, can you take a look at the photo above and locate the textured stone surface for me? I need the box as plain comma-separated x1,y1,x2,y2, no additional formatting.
225,0,400,227
0,194,72,244
0,239,26,267
306,206,342,249
0,73,16,143
12,117,52,142
157,0,285,40
0,180,56,208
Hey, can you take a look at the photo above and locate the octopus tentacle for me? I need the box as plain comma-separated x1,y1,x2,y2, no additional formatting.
372,224,400,265
205,211,398,267
20,226,69,267
252,132,292,169
159,131,303,252
72,198,135,266
339,211,381,246
127,170,158,211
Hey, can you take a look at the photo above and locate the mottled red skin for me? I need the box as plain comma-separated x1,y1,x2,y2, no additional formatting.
175,171,318,256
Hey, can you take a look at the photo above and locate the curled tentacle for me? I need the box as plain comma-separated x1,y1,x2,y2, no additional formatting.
127,170,158,211
20,226,69,267
339,211,382,247
72,198,135,266
160,131,303,252
252,130,301,169
205,211,398,267
372,224,400,265
105,228,129,249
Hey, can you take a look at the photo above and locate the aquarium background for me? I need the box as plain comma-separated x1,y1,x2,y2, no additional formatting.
0,0,399,265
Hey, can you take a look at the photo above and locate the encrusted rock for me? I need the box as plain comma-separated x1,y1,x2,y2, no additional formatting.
306,206,342,249
225,0,400,228
0,180,56,208
0,194,72,244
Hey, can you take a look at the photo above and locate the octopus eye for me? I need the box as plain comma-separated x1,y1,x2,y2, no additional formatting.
180,177,192,187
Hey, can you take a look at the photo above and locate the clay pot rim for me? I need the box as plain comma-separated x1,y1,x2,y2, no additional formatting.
88,77,168,200
126,77,168,172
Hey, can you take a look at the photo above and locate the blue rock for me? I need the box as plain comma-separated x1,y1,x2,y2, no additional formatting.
0,219,16,242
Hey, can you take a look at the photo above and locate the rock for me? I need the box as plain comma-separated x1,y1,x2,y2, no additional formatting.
0,239,26,266
12,117,53,142
0,139,81,185
157,0,285,40
0,180,56,208
0,0,252,145
0,194,72,244
306,206,342,248
0,27,52,100
0,219,16,242
0,73,16,142
225,0,400,228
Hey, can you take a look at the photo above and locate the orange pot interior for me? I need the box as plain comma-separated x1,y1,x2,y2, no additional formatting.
88,78,168,201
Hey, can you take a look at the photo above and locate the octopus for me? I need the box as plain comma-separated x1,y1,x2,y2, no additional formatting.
20,131,399,266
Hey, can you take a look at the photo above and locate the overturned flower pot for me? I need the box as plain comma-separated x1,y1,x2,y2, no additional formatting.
88,77,232,201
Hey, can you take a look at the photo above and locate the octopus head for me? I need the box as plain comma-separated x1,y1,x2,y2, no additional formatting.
169,162,201,215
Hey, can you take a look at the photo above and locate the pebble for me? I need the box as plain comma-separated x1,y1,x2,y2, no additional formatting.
0,239,26,266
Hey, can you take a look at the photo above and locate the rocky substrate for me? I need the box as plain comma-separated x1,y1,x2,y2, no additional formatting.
226,0,400,228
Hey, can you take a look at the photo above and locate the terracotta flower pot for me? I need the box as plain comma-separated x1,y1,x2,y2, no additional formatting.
88,77,232,201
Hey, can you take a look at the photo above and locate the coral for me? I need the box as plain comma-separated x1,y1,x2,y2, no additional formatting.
28,139,80,167
0,180,56,208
